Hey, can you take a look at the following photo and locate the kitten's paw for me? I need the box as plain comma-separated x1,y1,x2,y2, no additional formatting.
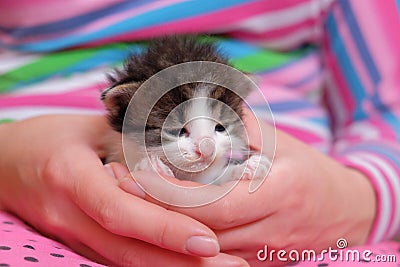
238,154,271,180
133,156,175,177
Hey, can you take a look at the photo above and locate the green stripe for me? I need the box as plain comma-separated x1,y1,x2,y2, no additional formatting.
0,39,311,94
0,118,15,124
230,49,307,73
0,43,130,93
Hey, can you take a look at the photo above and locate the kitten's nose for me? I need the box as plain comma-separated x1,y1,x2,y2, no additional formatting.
196,137,215,159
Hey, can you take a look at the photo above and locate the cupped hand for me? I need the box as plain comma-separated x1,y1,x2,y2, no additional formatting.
0,115,248,267
119,110,377,266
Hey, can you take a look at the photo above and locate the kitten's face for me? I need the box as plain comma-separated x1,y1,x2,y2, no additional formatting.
101,36,255,182
144,83,248,176
103,81,250,178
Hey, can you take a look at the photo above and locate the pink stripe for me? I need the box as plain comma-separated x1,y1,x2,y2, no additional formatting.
65,83,108,96
257,84,300,102
258,53,320,87
64,0,185,40
351,0,400,106
0,86,104,110
229,16,315,40
293,72,324,93
0,0,124,27
84,0,310,46
282,108,326,119
1,0,186,45
361,154,398,242
368,115,398,140
260,71,323,95
351,0,400,75
382,170,398,240
275,124,324,144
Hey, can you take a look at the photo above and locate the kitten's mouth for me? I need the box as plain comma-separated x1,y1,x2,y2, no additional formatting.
179,150,216,172
182,152,215,164
175,137,217,172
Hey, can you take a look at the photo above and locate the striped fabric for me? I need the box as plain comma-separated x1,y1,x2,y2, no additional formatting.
323,0,400,243
0,0,399,248
0,0,333,52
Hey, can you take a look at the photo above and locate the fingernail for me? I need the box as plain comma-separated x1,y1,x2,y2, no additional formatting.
104,164,115,178
119,176,146,199
185,236,220,257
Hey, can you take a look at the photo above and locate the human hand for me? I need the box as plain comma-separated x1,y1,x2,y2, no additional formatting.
119,110,377,266
0,115,249,267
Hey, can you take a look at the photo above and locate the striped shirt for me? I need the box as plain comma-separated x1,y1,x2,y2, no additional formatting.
0,0,399,244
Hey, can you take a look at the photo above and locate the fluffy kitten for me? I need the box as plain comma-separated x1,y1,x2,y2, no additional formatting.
102,36,269,184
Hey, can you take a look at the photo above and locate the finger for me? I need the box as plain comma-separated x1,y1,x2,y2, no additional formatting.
58,196,248,267
215,211,293,252
104,163,146,198
144,158,295,230
105,162,130,179
129,128,295,230
68,115,111,158
64,147,220,257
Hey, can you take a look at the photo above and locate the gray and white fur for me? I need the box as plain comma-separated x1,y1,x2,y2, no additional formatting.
101,36,269,184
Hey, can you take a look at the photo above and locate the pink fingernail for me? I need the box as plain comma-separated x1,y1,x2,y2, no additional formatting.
104,164,115,178
119,176,146,199
185,236,220,257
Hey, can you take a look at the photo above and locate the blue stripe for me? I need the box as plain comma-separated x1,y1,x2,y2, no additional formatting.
326,14,366,121
215,39,262,59
0,0,153,37
308,117,329,125
397,0,400,13
338,0,381,85
3,0,254,52
56,45,142,74
264,101,314,113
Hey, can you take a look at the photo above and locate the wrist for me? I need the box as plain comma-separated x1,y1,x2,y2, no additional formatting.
340,166,377,245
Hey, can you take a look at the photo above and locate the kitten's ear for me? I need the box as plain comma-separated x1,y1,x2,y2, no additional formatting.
101,82,140,131
101,83,140,113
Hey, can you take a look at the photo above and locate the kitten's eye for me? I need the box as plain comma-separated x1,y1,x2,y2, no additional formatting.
215,124,226,132
167,128,188,137
179,127,188,136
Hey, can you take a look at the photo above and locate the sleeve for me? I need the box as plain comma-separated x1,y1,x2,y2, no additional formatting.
322,0,400,243
0,0,332,52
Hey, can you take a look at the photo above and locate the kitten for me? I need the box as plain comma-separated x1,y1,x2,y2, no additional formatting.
101,36,269,184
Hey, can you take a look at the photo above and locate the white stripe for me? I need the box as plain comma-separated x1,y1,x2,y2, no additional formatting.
10,67,110,96
0,106,103,120
347,154,392,243
358,153,400,239
257,27,317,50
220,0,333,33
0,51,41,74
269,113,330,138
